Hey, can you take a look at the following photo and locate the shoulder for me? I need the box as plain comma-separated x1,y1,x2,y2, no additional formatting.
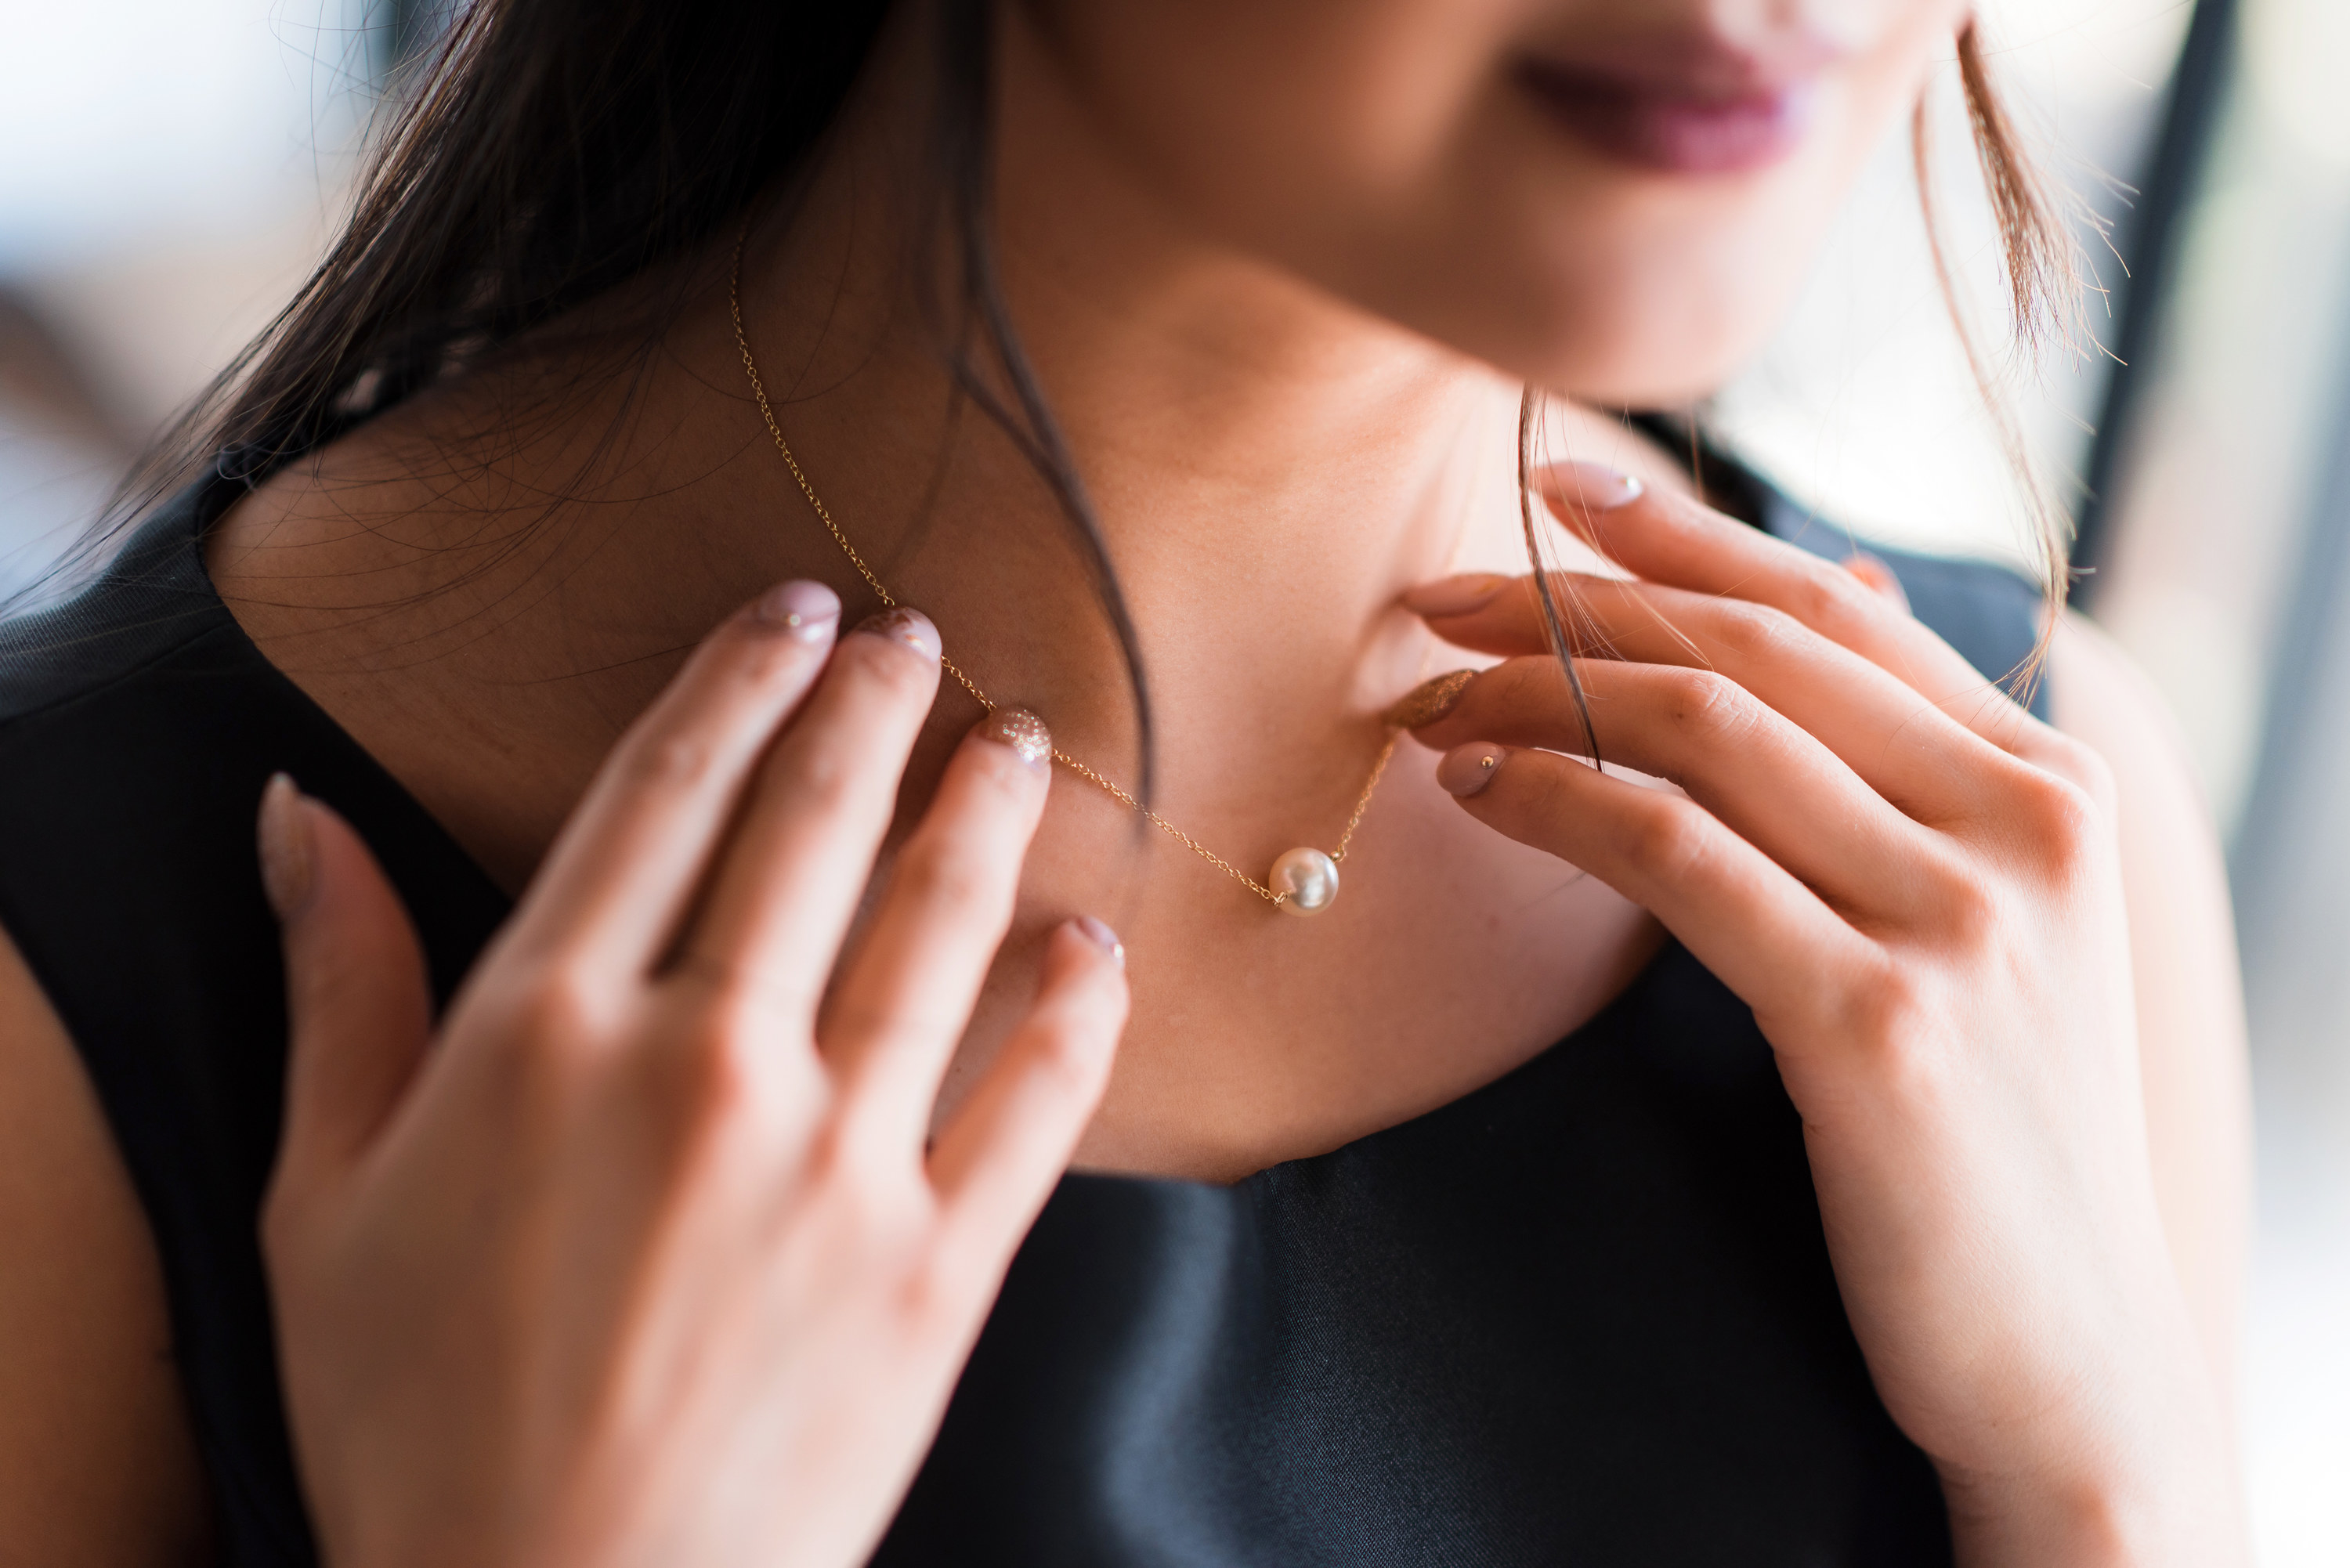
0,925,215,1563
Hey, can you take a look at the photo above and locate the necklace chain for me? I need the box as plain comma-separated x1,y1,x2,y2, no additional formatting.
728,225,1400,908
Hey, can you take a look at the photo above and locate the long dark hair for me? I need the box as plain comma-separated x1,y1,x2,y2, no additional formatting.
101,0,1157,787
99,2,2068,789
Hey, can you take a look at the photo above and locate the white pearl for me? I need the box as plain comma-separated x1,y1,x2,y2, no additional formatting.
1270,847,1339,916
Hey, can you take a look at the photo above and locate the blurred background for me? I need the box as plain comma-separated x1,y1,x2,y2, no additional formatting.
0,0,2337,1556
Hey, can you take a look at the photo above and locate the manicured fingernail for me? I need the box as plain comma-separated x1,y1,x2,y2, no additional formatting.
975,706,1052,773
257,772,316,918
1072,916,1126,970
851,606,940,661
1842,551,1910,613
1437,744,1508,798
1403,573,1510,618
1543,461,1644,512
755,579,841,641
1383,669,1478,729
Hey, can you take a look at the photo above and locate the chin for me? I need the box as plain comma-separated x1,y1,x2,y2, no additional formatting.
1542,334,1756,409
1450,273,1786,410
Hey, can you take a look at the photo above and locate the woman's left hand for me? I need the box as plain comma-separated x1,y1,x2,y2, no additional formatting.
1401,464,2246,1568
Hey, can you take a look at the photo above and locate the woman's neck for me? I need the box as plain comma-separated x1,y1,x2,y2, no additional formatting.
215,9,1658,892
710,18,1532,809
208,16,1677,1180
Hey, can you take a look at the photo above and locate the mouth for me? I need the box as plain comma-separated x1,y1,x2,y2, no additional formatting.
1514,58,1818,176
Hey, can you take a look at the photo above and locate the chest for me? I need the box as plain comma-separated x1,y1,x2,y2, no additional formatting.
949,746,1663,1182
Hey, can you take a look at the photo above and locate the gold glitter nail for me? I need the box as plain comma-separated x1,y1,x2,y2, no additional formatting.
851,607,940,660
1383,669,1477,729
979,706,1053,768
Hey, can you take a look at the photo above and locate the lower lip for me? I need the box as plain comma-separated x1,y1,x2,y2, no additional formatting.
1516,64,1815,176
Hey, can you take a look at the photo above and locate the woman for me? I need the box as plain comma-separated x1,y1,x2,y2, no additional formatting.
0,0,2251,1563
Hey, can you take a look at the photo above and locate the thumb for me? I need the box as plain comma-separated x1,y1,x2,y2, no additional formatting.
258,774,433,1186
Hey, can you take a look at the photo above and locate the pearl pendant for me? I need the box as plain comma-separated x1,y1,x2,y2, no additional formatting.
1270,847,1340,916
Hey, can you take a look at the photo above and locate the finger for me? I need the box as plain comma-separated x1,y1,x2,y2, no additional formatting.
825,710,1053,1152
667,608,943,1025
498,581,844,981
1412,462,2042,748
1415,658,1947,918
1432,745,1872,1041
1549,465,2049,745
1414,578,2008,826
261,775,433,1186
931,919,1127,1261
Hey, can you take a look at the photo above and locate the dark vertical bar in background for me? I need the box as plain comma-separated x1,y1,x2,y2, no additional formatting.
2069,0,2239,609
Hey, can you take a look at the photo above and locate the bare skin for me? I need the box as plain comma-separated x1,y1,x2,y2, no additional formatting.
0,0,2252,1560
0,939,216,1568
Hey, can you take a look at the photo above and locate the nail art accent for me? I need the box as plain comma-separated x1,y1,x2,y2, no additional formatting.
851,606,941,661
1402,573,1510,618
1437,745,1508,798
978,706,1053,770
1074,916,1126,970
257,772,316,918
1545,461,1645,513
755,579,842,641
1383,669,1478,729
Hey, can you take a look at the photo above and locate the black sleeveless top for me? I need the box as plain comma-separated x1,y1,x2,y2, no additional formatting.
0,454,2047,1567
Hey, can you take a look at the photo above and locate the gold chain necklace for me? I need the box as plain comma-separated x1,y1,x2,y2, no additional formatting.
728,228,1408,915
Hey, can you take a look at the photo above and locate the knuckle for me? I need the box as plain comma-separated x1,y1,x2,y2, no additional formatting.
1620,793,1712,876
913,1226,1009,1326
500,963,609,1050
461,966,609,1107
1835,962,1948,1088
643,1002,809,1143
1021,1020,1114,1104
912,1248,982,1327
447,965,592,1075
766,736,863,818
1787,559,1877,631
1658,667,1755,745
890,834,1007,919
801,1119,914,1227
617,731,719,795
1708,598,1805,661
1932,867,2004,947
2035,732,2117,807
2010,768,2106,865
689,964,819,1044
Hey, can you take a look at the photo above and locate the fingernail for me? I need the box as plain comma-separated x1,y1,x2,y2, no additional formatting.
1437,744,1508,798
755,579,841,641
257,772,316,919
1543,461,1645,512
1383,669,1477,729
974,706,1053,773
1072,916,1126,970
1402,573,1510,618
851,606,941,662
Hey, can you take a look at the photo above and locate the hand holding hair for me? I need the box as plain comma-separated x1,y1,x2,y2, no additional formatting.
255,584,1128,1568
1405,464,2248,1568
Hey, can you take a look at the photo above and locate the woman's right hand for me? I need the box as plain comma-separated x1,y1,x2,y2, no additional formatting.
256,585,1128,1568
